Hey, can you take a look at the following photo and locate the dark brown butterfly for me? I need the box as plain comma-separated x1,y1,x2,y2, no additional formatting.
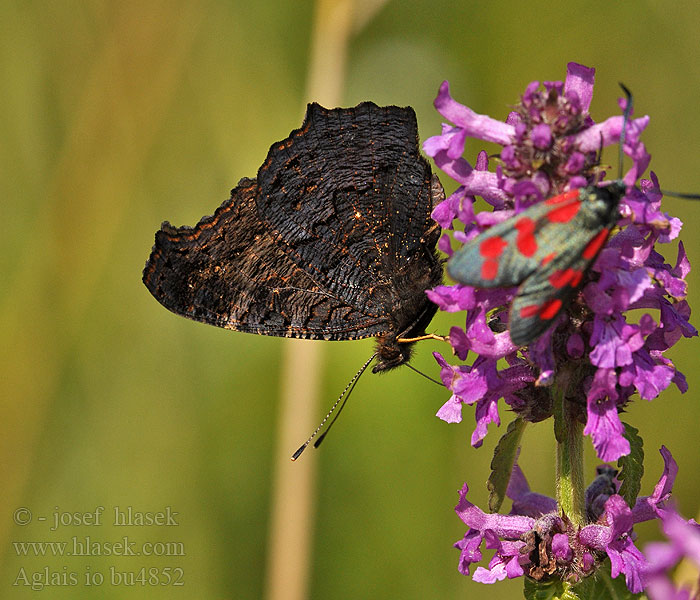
143,102,443,372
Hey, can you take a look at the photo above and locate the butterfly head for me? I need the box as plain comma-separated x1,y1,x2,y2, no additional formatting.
372,300,439,373
372,337,413,373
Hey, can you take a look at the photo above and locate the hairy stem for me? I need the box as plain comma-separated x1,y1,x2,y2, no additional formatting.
554,378,586,527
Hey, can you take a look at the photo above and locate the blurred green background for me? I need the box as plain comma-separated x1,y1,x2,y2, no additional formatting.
2,1,700,598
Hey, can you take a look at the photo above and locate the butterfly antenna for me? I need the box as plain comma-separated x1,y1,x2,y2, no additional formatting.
404,362,443,386
310,366,365,451
618,83,633,181
291,353,376,461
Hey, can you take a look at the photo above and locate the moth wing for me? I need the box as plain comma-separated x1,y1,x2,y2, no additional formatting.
509,225,612,345
447,194,582,288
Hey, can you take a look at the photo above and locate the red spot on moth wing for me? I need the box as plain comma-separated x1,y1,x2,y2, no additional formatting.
546,199,581,223
582,228,610,259
519,304,540,318
519,298,562,320
541,252,556,266
548,269,569,289
539,298,563,320
570,270,583,287
545,190,580,205
480,236,508,258
481,258,500,281
548,268,584,289
514,217,537,257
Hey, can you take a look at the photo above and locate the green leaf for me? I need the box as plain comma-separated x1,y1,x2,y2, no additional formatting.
523,578,588,600
487,417,526,513
578,561,645,600
524,577,567,600
617,422,644,508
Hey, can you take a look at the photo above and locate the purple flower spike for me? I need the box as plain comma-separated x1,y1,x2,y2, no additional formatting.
426,62,694,461
455,453,679,590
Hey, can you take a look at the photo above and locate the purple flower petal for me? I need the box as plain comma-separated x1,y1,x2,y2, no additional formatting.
564,62,595,112
632,446,677,523
589,314,634,368
438,232,453,256
449,326,470,360
673,241,691,279
426,285,475,312
436,396,463,423
584,369,630,461
423,123,467,159
661,512,700,565
471,395,501,447
455,529,484,576
433,80,515,145
531,123,552,149
506,464,558,517
552,533,573,561
642,508,700,600
580,495,647,593
619,348,674,400
456,483,536,537
472,562,508,584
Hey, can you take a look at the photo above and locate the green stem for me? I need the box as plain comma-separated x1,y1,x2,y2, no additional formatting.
554,379,586,527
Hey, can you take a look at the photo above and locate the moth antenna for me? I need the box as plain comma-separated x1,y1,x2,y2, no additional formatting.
618,83,634,181
617,85,700,200
658,190,700,200
403,362,443,386
593,132,605,184
291,353,375,461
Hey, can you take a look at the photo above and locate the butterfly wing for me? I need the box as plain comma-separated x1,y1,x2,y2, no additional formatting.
143,103,443,341
254,102,443,330
143,178,392,339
